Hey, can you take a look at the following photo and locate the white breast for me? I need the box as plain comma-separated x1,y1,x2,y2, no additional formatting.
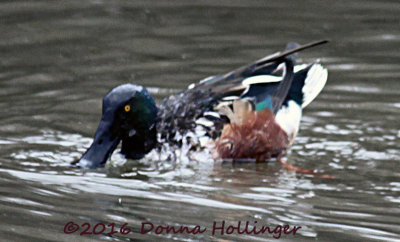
275,100,302,145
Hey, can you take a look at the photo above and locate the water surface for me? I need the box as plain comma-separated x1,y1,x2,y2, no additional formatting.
1,0,400,241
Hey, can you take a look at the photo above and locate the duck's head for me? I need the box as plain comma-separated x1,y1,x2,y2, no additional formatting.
76,84,158,169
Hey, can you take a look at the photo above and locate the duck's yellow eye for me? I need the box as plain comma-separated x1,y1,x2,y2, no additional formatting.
124,105,131,112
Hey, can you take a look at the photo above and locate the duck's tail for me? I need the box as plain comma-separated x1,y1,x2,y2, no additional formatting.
299,63,328,108
274,62,328,144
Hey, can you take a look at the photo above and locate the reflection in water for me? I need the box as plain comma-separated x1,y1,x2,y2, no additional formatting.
1,0,400,241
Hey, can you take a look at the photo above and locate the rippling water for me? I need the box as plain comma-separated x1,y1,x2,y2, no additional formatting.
1,0,400,241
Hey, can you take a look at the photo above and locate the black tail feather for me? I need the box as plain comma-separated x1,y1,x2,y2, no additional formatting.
255,40,328,68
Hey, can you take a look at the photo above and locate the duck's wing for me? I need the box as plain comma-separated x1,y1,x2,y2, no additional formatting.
157,40,328,145
193,40,327,93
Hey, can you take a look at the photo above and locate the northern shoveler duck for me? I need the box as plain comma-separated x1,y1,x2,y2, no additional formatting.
76,40,328,169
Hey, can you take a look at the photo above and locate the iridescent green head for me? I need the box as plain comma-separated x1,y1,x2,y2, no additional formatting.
76,84,158,169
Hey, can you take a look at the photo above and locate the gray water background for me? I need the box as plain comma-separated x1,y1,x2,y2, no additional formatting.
0,0,399,241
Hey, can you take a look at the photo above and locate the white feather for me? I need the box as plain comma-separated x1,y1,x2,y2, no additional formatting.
294,64,308,72
199,75,216,84
275,100,302,145
222,96,240,101
195,117,214,127
188,83,195,89
203,111,220,119
241,64,310,87
302,64,328,108
242,75,281,86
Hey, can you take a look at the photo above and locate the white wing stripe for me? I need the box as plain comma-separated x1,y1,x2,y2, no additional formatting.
242,75,282,86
